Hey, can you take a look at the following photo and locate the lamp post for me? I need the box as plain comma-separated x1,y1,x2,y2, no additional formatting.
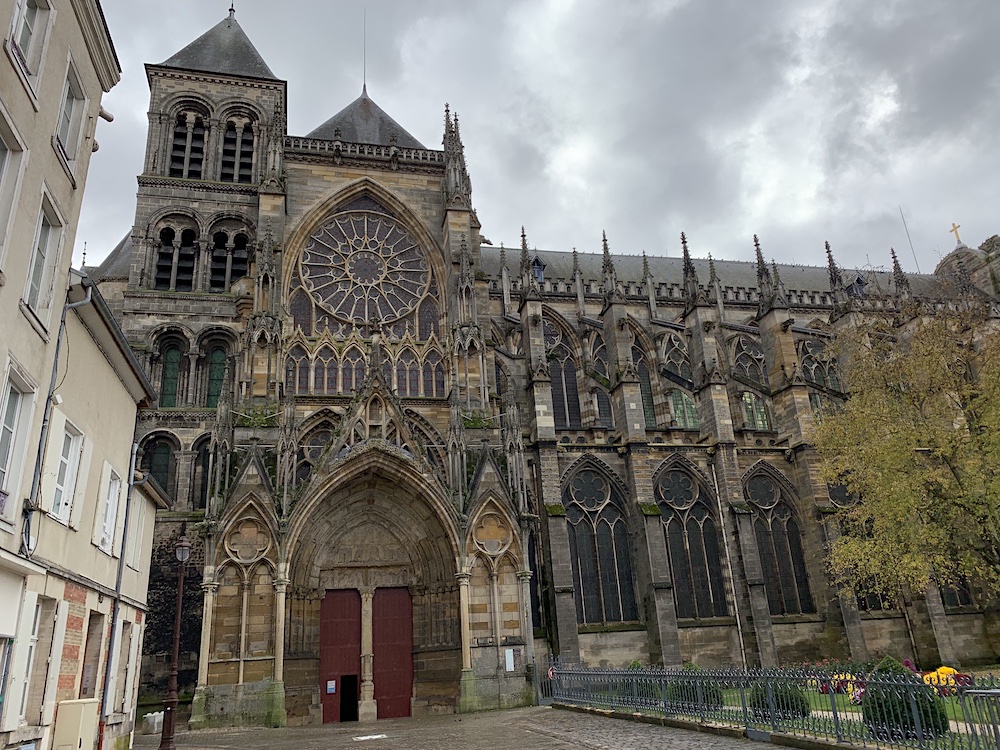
159,532,191,750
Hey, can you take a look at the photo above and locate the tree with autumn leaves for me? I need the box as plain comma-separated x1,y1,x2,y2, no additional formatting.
815,302,1000,605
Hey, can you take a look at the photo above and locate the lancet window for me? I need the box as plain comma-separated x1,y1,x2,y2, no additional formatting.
285,346,309,395
209,231,250,292
141,435,177,500
154,227,197,292
657,469,728,619
741,392,770,430
669,390,699,430
204,347,227,408
550,344,582,429
396,350,419,397
562,467,638,624
631,342,657,429
158,342,184,407
745,473,814,616
423,350,446,398
313,346,337,395
590,336,613,429
342,349,366,394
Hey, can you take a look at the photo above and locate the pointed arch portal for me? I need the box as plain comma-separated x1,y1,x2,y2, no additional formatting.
285,453,461,721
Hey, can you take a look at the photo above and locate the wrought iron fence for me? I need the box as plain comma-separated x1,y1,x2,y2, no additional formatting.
548,663,1000,750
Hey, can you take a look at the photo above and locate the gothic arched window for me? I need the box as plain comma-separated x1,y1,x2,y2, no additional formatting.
141,437,176,500
192,435,212,510
741,392,770,430
174,229,196,292
669,390,699,430
591,336,614,429
159,345,182,408
314,346,336,395
663,333,692,383
799,340,841,391
169,111,206,179
285,346,309,395
343,349,365,393
205,347,227,408
220,118,255,184
657,470,728,619
154,228,175,291
562,468,638,624
631,343,657,429
396,350,419,397
550,345,582,429
734,335,767,385
423,350,445,398
418,297,439,340
746,473,814,616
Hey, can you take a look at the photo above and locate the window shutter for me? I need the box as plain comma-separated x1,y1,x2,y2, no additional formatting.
92,461,111,548
69,437,92,530
40,600,68,725
103,614,123,716
123,619,142,713
39,409,65,512
1,589,37,731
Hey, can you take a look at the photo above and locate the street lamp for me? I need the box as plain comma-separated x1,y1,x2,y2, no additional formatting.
159,532,191,750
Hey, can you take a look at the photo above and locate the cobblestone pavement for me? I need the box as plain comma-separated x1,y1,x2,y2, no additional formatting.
135,706,754,749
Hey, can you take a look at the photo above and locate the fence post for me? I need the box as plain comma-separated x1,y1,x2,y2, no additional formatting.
739,676,751,731
766,678,779,733
910,678,925,749
828,675,843,744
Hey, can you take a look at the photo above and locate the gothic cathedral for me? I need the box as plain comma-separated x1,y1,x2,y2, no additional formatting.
91,11,1000,726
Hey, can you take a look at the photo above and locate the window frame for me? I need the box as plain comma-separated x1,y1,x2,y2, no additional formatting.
22,192,65,326
17,600,40,722
52,59,87,175
5,0,53,100
95,466,121,555
0,100,27,265
50,419,82,523
0,360,36,525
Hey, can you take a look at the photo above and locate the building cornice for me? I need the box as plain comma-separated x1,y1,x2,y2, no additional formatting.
71,0,120,91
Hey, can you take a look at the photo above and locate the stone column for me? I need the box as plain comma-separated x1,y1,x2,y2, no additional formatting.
358,586,377,722
273,574,288,682
174,450,197,511
517,570,535,665
197,578,217,685
823,517,869,661
733,506,778,665
642,513,682,666
186,353,200,406
924,583,960,667
457,572,472,670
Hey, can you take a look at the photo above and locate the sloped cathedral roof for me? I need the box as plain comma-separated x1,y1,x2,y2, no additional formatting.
306,85,426,149
157,13,278,80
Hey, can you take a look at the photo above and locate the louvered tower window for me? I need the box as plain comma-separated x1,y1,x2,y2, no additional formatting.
169,112,205,179
220,120,254,183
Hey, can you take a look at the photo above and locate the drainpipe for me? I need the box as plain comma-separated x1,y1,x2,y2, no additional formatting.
21,276,93,556
97,440,147,750
710,459,748,670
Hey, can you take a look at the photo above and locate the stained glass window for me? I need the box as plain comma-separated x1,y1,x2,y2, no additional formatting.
193,437,211,510
299,212,429,325
142,439,174,498
663,334,692,382
799,340,841,390
746,474,814,616
423,350,445,398
632,343,657,429
396,350,419,397
343,349,365,394
670,390,699,430
741,392,770,430
285,346,309,395
550,345,582,429
314,346,336,395
562,468,638,624
418,297,439,340
734,336,767,385
160,346,181,407
657,470,728,619
205,347,227,408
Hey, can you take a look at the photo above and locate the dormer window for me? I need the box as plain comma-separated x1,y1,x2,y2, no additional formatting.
169,111,206,179
531,255,545,284
220,118,255,183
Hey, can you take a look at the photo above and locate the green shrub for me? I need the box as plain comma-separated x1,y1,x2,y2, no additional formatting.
748,680,811,722
862,656,949,740
663,663,723,710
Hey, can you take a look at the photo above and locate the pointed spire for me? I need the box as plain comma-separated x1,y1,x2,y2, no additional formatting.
770,259,788,309
499,241,506,270
572,247,580,276
826,241,842,291
754,234,771,286
601,230,615,278
642,250,651,280
708,253,718,285
229,3,235,20
681,232,702,309
520,226,530,276
890,247,910,296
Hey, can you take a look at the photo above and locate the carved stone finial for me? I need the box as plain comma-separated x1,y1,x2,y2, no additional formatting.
826,241,842,291
642,250,651,280
499,242,506,270
572,247,580,275
890,247,910,296
229,3,235,20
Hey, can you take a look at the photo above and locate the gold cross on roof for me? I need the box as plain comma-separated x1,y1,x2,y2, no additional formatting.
950,223,962,244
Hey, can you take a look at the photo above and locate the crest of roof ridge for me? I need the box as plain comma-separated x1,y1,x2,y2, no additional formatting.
158,13,278,80
306,84,426,149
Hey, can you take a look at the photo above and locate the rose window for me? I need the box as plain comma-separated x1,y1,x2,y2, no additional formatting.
299,212,429,324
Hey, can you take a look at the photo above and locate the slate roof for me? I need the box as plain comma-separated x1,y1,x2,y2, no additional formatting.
306,86,425,149
158,14,278,80
478,246,949,299
90,233,132,281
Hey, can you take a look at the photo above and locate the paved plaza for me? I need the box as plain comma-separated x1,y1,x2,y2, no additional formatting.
135,707,753,749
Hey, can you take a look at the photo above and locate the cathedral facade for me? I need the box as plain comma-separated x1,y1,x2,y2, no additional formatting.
92,12,1000,727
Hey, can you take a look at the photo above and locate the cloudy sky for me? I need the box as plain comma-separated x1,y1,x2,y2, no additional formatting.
76,0,998,276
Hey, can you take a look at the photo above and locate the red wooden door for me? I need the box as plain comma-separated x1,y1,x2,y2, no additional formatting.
319,589,361,723
373,587,413,719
